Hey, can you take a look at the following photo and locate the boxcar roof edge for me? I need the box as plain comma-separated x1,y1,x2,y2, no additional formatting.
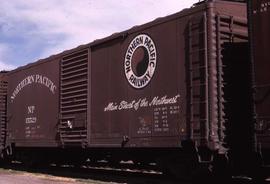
8,0,246,75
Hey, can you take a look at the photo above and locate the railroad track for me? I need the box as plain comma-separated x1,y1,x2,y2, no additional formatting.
1,161,269,184
1,161,182,184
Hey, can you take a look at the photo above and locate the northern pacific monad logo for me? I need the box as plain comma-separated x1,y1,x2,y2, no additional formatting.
124,34,157,89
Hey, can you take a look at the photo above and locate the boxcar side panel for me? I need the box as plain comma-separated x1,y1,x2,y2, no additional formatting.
7,59,60,147
90,39,128,146
89,9,209,148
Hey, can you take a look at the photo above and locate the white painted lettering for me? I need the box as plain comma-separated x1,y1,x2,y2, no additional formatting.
11,74,57,102
103,94,181,112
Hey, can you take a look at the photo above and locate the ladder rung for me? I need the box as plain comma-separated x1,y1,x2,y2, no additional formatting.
191,101,207,105
189,48,206,54
189,83,206,88
192,77,202,81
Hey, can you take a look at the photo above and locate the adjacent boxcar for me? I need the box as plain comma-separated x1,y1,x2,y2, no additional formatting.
7,58,60,147
249,0,270,163
0,71,8,154
4,0,251,176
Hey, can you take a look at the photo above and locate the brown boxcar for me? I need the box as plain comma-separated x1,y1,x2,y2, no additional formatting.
249,0,270,163
4,0,250,175
87,0,248,153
